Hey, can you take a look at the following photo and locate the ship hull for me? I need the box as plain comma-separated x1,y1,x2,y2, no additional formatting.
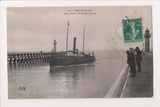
49,55,95,66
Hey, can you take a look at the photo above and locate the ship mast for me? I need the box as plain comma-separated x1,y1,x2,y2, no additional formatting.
83,27,85,52
66,21,70,54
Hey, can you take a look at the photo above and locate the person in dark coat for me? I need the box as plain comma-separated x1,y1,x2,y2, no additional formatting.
135,47,142,72
126,51,130,64
127,48,136,77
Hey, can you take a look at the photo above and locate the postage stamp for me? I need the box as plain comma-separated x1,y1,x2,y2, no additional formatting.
122,18,143,43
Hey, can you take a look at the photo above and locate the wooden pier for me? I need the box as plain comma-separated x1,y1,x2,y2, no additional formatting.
7,52,51,65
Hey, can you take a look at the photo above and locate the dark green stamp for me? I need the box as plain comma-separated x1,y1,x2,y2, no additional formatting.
122,18,143,43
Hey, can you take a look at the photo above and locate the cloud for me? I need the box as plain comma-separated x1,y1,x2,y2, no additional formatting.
7,6,152,52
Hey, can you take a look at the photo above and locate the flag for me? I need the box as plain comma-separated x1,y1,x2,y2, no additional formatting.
68,21,70,26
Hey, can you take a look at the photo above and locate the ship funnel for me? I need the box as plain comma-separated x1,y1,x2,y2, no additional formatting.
73,37,76,51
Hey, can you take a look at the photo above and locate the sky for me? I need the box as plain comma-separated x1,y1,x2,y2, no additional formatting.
7,6,152,52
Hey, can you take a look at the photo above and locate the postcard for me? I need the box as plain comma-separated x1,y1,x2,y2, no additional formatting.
7,6,153,99
0,1,159,107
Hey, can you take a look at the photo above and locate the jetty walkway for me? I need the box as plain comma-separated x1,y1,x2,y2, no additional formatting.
122,52,153,97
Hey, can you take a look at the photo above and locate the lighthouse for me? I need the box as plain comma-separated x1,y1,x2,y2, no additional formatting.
52,39,57,53
144,28,151,52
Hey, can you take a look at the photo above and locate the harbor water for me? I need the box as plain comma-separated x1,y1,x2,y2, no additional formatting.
8,50,127,98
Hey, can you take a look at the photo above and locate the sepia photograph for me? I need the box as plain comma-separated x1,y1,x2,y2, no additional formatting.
7,6,153,99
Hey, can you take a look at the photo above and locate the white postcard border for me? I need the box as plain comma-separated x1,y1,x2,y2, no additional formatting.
0,1,160,107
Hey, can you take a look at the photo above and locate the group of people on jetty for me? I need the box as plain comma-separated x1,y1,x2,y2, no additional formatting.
126,47,142,77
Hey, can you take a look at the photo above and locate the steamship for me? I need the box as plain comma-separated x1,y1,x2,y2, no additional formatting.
49,22,95,66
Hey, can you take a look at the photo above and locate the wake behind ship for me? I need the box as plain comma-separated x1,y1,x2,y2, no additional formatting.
49,22,95,66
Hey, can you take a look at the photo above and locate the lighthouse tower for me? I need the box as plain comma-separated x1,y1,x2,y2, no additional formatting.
144,28,151,52
52,39,57,53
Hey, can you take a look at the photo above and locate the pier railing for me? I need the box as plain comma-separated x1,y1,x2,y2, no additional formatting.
105,64,129,98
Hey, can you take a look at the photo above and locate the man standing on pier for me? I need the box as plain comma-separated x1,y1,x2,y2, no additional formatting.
135,47,142,72
127,48,136,77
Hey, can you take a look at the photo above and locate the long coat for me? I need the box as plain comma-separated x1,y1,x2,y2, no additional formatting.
136,51,142,63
